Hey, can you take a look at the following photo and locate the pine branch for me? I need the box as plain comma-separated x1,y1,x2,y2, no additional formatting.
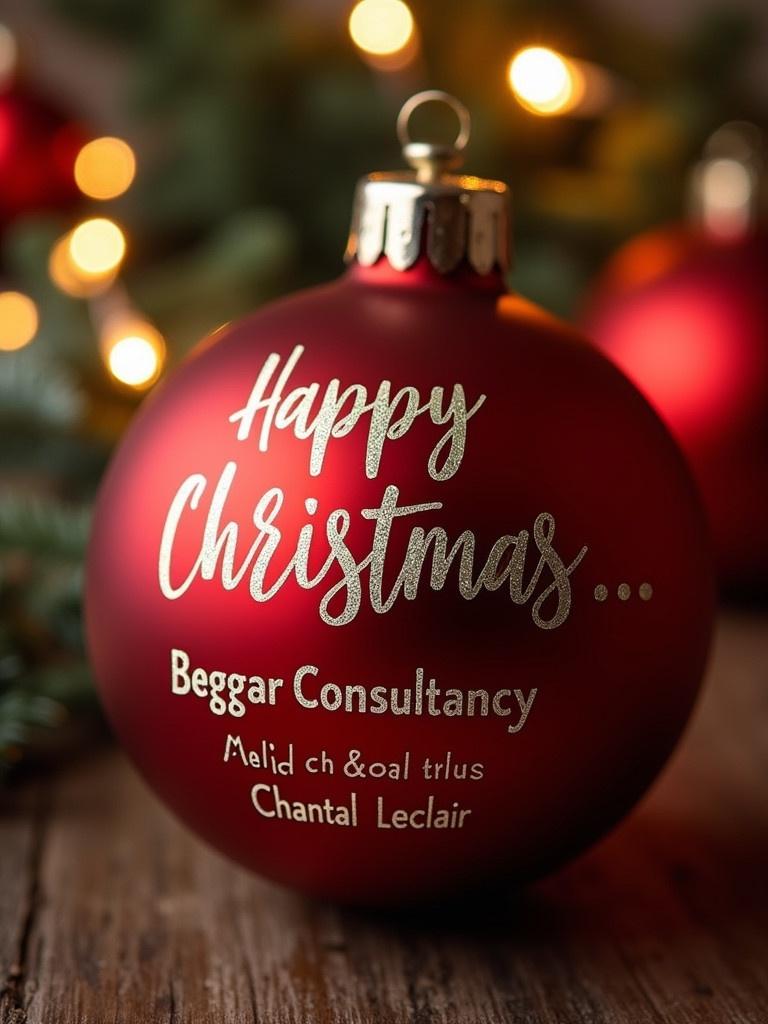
0,350,85,432
25,660,95,708
0,494,91,561
0,688,64,772
0,660,97,776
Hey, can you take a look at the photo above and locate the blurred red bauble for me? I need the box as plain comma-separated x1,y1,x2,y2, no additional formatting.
584,225,768,591
0,84,83,224
86,95,713,905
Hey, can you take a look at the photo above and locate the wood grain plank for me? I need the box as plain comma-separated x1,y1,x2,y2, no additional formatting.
0,776,47,1024
1,612,766,1024
521,612,768,1024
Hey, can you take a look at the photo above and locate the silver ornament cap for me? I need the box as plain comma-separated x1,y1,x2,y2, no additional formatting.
345,90,511,276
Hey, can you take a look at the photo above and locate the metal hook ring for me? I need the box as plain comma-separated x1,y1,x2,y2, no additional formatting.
396,90,471,153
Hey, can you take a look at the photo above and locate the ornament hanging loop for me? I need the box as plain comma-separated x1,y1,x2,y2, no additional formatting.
397,90,471,183
347,90,510,274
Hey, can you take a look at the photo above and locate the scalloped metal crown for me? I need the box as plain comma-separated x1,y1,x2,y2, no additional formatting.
345,172,511,276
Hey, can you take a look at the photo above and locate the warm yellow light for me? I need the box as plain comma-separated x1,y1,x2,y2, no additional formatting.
74,137,136,200
0,291,38,351
104,322,165,389
0,24,17,87
108,335,161,387
69,218,126,276
49,233,117,297
508,47,583,116
700,157,752,239
349,0,414,57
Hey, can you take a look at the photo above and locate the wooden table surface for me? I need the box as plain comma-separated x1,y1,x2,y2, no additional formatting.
1,614,767,1024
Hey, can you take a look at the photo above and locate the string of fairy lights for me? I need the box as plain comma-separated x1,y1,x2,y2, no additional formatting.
0,121,165,386
0,11,168,386
0,3,610,386
347,0,607,113
2,2,742,387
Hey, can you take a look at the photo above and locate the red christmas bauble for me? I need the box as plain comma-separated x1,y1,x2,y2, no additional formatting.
86,97,713,904
584,225,768,590
0,85,83,224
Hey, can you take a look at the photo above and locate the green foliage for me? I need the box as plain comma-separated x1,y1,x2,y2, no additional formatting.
0,494,90,562
0,491,94,773
0,350,84,432
0,690,63,760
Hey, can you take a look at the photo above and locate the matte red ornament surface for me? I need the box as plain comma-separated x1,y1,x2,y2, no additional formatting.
86,260,713,905
584,227,768,590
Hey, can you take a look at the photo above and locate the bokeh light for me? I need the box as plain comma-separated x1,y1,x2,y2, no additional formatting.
508,47,584,116
698,157,753,240
103,320,165,389
348,0,414,57
69,217,126,276
599,230,691,292
0,24,18,88
590,285,745,441
0,290,39,351
74,136,136,200
49,232,118,297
